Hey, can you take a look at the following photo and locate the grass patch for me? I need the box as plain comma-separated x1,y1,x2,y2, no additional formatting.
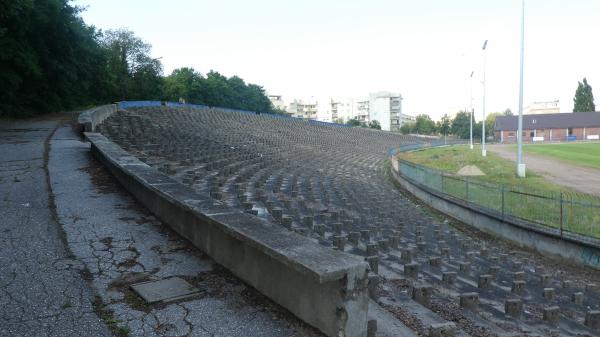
94,296,130,337
397,145,600,238
522,142,600,170
399,145,567,193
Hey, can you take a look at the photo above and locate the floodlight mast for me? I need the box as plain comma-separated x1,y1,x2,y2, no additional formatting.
517,0,526,177
481,40,488,157
470,71,474,150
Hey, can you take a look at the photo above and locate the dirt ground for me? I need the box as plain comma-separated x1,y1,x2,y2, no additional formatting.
488,144,600,196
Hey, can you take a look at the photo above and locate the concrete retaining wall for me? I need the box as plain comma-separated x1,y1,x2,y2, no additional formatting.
84,131,369,337
390,157,600,270
77,104,117,132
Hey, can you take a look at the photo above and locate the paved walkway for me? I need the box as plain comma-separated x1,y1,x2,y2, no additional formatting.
0,117,112,337
488,144,600,196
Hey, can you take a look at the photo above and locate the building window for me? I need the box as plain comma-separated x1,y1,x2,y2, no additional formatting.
508,132,515,137
530,131,534,138
568,127,574,136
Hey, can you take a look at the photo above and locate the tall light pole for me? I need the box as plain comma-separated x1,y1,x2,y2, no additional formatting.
517,0,526,177
470,71,474,150
481,40,488,157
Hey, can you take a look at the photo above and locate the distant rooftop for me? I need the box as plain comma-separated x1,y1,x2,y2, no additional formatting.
495,112,600,131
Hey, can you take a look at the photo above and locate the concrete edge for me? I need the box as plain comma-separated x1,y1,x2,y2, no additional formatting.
77,104,117,132
389,156,600,270
83,130,369,337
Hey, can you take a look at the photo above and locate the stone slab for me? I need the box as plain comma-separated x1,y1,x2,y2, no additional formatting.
130,277,199,304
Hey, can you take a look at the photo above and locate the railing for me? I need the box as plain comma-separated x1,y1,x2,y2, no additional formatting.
396,159,600,239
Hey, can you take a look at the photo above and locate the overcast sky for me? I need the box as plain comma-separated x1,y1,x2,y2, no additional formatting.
74,0,599,120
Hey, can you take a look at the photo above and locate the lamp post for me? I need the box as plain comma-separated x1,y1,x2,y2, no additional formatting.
481,40,488,157
517,0,526,177
470,71,474,150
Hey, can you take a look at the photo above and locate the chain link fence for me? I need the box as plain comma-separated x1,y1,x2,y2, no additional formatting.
396,158,600,239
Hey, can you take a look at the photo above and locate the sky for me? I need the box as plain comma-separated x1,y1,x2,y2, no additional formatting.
74,0,600,120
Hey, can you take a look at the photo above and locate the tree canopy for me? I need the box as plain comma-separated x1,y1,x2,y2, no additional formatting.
450,111,473,139
573,78,595,112
0,0,275,117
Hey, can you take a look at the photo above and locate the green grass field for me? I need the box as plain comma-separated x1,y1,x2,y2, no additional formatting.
399,145,567,193
397,145,600,238
522,142,600,170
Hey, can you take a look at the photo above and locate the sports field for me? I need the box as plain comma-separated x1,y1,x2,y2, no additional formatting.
522,142,600,169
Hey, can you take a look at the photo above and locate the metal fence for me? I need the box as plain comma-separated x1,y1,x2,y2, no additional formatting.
396,159,600,239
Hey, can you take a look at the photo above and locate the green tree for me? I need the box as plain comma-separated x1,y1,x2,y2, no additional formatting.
485,112,502,141
100,28,163,101
0,0,107,116
163,67,204,102
346,118,362,127
400,122,415,135
368,120,381,130
503,108,513,116
414,114,436,135
450,111,473,139
437,114,451,136
573,78,595,112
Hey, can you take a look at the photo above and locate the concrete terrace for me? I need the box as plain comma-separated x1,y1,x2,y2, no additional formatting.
95,106,600,336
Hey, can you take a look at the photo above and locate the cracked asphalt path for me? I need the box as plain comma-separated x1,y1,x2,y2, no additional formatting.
0,117,111,337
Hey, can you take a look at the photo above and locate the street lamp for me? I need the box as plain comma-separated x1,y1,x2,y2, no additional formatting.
481,40,488,157
470,71,474,150
517,0,526,177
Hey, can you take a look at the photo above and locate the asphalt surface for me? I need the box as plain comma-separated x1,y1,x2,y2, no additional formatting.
0,117,112,337
488,144,600,196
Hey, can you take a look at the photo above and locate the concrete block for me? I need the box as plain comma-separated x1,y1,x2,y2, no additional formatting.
333,222,343,235
366,256,379,274
428,256,441,267
378,239,390,253
459,292,479,311
540,274,552,287
360,230,370,242
348,232,360,245
367,319,377,337
314,224,326,237
458,262,470,274
543,288,555,300
504,299,523,318
442,272,456,285
404,263,419,278
543,306,560,324
412,284,432,307
441,247,450,258
513,271,525,281
366,244,378,257
333,235,346,251
368,273,380,300
585,310,600,329
271,208,283,222
478,274,493,289
282,215,293,229
511,281,526,295
586,283,597,292
572,292,583,305
401,248,413,263
428,322,457,337
302,216,314,229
